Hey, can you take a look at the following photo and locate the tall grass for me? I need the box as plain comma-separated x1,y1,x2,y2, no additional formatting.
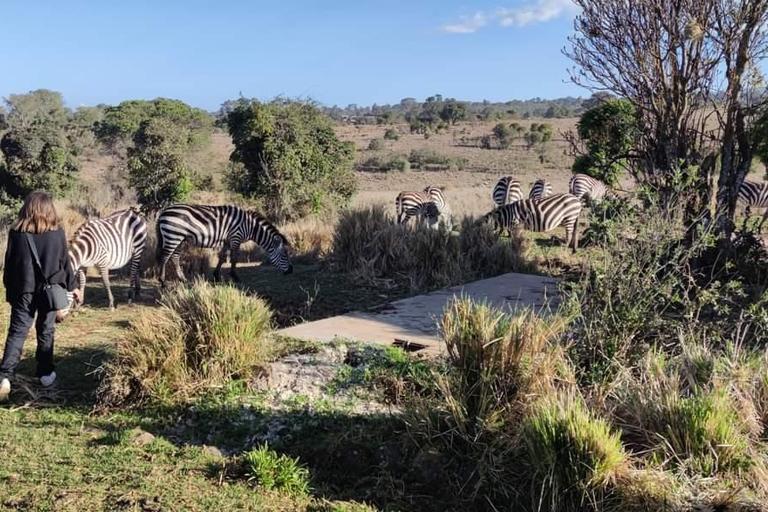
331,205,532,291
96,279,273,407
517,392,628,512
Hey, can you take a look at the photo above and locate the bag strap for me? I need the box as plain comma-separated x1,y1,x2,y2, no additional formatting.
25,233,51,285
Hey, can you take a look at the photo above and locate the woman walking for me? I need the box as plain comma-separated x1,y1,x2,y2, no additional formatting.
1,192,81,402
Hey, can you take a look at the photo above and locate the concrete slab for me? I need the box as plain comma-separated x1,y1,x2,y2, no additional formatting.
276,272,560,356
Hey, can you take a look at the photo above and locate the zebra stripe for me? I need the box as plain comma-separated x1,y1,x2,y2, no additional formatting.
493,177,524,207
395,186,451,229
529,179,554,201
485,193,582,253
156,204,293,286
569,174,609,203
739,180,768,231
67,208,147,310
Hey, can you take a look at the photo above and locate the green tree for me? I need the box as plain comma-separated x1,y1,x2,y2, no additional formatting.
96,98,213,147
226,100,357,221
127,118,193,212
439,99,468,125
5,89,69,129
0,126,78,199
573,99,639,186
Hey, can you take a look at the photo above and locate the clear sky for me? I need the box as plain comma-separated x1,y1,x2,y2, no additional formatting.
0,0,583,111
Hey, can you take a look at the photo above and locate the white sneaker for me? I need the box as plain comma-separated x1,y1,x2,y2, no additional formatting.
40,372,57,387
0,378,10,402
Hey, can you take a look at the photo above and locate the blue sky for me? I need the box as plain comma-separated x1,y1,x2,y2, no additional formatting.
0,0,583,111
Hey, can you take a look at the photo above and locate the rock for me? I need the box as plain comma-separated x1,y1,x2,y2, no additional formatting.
202,445,223,458
130,429,155,446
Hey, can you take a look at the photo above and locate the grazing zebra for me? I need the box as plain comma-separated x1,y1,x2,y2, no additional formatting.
529,179,554,201
569,174,609,203
156,204,292,286
739,180,768,231
67,208,148,310
395,186,451,229
484,193,582,253
493,176,524,207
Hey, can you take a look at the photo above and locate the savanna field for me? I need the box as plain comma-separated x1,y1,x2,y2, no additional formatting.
2,90,768,512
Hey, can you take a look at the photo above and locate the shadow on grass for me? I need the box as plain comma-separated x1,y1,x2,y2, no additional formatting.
89,402,464,511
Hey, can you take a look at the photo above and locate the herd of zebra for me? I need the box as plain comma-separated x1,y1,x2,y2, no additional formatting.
60,176,768,312
62,204,292,312
395,173,610,253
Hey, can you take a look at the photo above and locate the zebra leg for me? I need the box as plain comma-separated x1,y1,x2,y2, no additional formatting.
172,252,186,282
229,243,241,283
75,269,86,307
128,249,143,302
213,246,228,282
99,267,115,310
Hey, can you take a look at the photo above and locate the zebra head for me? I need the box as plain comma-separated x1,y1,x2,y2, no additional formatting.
267,232,293,274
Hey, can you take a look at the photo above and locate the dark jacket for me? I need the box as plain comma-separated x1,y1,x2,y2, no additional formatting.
3,228,78,303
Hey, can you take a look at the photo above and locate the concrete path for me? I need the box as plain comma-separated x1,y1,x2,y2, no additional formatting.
277,272,560,356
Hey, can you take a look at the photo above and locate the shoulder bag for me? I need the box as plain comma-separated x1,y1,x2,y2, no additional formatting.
25,233,71,311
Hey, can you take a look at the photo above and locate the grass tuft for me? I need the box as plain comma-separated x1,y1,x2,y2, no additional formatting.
245,444,312,497
96,279,273,407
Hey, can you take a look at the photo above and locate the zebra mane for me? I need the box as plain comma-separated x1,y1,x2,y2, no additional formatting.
247,210,291,247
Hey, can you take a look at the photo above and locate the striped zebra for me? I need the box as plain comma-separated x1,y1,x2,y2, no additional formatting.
569,174,609,203
67,208,148,310
484,193,582,253
395,186,451,229
739,180,768,231
493,177,524,207
156,204,292,286
529,179,553,201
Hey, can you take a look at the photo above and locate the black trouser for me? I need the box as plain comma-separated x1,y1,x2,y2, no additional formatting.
0,293,56,379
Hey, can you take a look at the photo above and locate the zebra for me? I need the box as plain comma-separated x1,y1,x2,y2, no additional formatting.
484,193,582,253
67,208,148,310
529,179,553,201
156,204,292,287
395,186,451,229
493,177,524,207
569,174,610,204
739,180,768,231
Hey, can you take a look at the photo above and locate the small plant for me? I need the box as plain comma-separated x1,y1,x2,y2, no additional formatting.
383,128,399,141
368,138,385,151
245,444,311,497
408,149,467,171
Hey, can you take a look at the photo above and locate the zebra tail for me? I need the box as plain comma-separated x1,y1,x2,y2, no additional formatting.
155,220,164,264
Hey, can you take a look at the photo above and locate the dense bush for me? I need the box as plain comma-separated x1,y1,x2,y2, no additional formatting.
330,206,531,291
95,98,213,147
357,155,410,172
383,128,399,141
408,149,467,171
573,99,639,186
127,118,193,212
96,280,273,407
367,138,385,151
226,100,357,221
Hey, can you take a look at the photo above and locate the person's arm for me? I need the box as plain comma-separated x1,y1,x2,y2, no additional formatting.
3,233,14,291
60,229,78,292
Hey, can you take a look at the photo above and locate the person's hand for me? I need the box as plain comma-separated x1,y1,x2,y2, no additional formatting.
72,288,83,304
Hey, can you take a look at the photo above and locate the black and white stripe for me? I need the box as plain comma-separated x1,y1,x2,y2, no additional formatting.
493,177,524,207
739,180,768,230
68,208,148,310
569,174,609,203
396,186,451,229
156,204,293,286
529,179,553,201
485,193,582,253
